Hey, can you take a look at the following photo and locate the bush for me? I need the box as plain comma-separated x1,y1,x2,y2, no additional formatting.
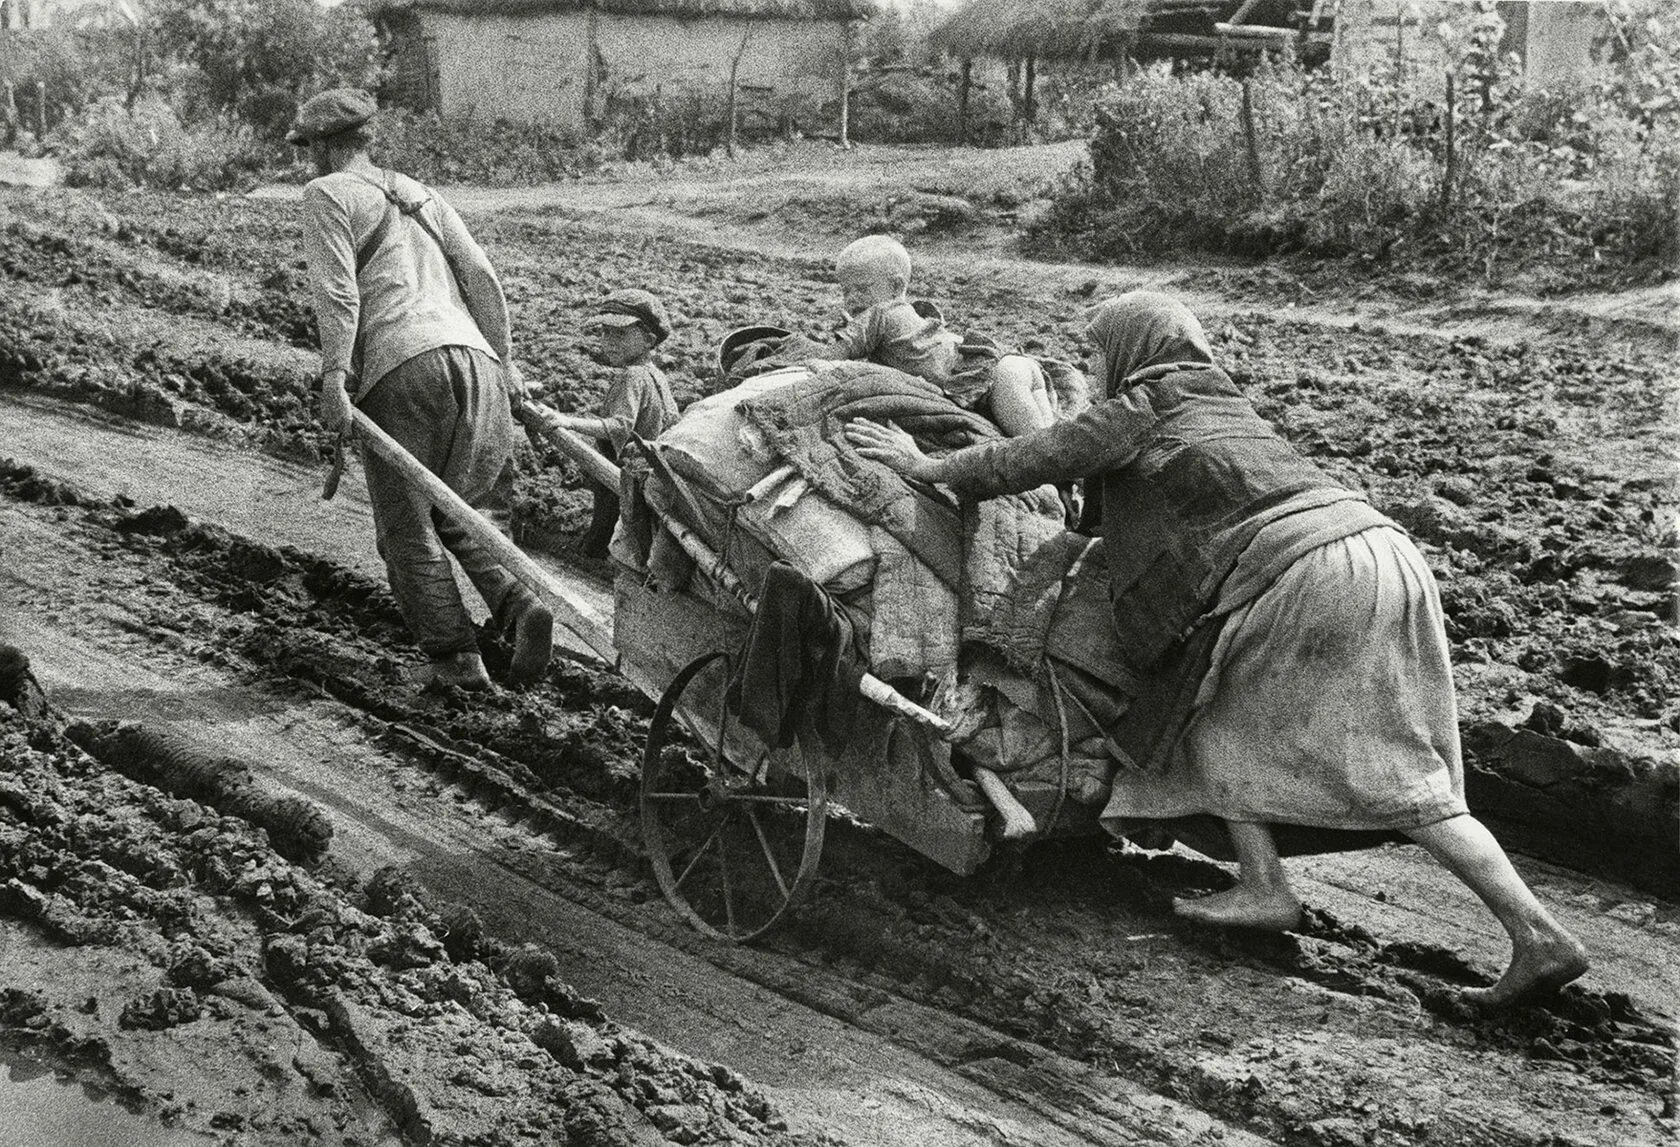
1035,3,1680,290
373,109,597,185
53,96,268,192
849,68,1005,145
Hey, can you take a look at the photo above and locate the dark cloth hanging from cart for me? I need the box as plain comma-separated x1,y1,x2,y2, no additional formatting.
724,562,864,755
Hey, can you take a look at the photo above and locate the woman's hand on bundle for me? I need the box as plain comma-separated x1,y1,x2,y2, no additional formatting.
844,418,942,483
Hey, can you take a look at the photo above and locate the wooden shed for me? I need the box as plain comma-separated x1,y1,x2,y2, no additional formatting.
930,0,1332,74
367,0,867,138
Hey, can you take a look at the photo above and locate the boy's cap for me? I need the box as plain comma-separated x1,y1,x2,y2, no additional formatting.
287,88,377,146
587,289,671,344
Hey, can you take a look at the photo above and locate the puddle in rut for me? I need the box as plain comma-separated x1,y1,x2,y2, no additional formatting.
0,1060,207,1147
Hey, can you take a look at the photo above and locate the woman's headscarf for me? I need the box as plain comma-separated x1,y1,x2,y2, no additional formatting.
1086,291,1215,397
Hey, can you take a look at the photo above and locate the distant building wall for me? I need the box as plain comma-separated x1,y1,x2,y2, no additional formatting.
425,10,592,131
593,12,844,124
412,8,848,135
1333,0,1607,92
1502,0,1600,88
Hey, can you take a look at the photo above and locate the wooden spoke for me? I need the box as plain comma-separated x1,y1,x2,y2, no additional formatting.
747,809,791,899
719,825,738,935
673,822,724,893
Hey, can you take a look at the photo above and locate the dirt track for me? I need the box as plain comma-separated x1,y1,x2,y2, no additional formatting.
1,148,1677,1145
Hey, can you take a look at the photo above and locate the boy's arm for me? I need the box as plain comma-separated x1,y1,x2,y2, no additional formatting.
548,371,640,451
433,195,513,364
597,370,646,453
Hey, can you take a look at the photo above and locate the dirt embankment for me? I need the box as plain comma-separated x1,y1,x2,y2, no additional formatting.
2,184,1675,893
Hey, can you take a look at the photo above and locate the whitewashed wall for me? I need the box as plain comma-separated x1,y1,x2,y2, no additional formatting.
593,12,845,122
422,9,847,134
427,10,593,132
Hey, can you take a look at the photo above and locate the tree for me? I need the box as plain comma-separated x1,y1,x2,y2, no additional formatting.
148,0,379,136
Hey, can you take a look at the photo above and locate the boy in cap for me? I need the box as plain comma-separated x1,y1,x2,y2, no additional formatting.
289,87,553,691
546,289,679,559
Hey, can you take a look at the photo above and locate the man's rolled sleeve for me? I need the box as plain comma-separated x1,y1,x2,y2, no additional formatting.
941,387,1159,498
302,183,361,378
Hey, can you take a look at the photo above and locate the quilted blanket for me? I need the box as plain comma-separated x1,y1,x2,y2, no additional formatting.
738,362,1067,677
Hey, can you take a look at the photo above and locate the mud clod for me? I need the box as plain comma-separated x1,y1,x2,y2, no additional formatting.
68,720,333,864
119,987,203,1031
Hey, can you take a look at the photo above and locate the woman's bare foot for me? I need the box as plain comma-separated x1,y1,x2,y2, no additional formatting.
1464,927,1589,1008
1173,885,1304,932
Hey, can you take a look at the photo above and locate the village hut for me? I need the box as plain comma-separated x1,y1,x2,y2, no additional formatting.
1,0,140,30
928,0,1328,134
366,0,868,140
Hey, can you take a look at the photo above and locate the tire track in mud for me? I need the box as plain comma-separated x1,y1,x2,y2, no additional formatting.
2,447,1674,1146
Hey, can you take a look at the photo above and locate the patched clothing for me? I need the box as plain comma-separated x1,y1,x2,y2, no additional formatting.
301,168,532,658
839,299,961,386
600,362,679,454
940,365,1385,677
302,169,499,394
940,291,1467,834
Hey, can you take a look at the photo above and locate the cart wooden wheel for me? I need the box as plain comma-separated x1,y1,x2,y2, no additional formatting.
641,651,828,942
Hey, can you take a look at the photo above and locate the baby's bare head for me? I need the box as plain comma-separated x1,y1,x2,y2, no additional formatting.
836,234,912,314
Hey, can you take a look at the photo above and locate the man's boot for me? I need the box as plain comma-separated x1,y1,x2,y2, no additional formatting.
508,599,554,687
421,650,492,693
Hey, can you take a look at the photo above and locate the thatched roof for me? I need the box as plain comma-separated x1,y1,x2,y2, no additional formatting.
367,0,870,21
931,0,1232,59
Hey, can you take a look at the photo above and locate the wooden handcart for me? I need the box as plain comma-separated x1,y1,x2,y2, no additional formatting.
350,397,1096,944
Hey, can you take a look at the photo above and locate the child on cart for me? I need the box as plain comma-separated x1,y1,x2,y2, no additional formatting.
545,289,680,560
828,234,1057,437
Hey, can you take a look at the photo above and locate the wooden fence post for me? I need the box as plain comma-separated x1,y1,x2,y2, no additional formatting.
1241,79,1266,202
956,56,972,146
1393,10,1405,140
0,9,15,145
34,76,43,139
726,26,750,158
838,19,852,149
1440,70,1456,209
128,17,147,109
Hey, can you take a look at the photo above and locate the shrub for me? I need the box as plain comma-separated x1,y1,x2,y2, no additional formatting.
148,0,383,140
53,96,268,192
1036,7,1680,291
372,109,599,186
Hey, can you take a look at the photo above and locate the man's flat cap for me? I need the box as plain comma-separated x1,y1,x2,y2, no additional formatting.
287,88,377,146
587,289,672,345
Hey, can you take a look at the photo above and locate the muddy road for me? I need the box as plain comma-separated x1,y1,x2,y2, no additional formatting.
1,157,1677,1146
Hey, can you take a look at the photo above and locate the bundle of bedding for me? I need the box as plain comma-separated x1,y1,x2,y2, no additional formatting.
613,361,1138,814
